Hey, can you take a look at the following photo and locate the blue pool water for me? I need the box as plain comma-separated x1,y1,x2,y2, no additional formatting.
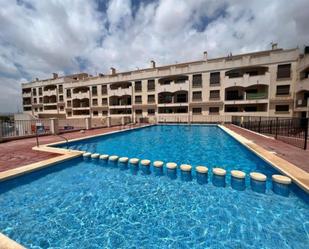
55,125,275,177
0,157,308,249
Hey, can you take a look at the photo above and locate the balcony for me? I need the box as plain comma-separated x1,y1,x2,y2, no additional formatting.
109,86,132,96
44,89,57,96
296,77,309,92
22,92,32,97
157,80,189,93
72,91,90,99
224,72,270,88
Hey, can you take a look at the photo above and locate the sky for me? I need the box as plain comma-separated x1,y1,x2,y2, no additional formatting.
0,0,308,113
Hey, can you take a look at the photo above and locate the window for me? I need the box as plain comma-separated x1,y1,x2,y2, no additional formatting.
93,111,98,116
33,98,37,104
92,86,97,96
67,111,72,117
102,98,108,105
209,107,219,114
58,85,63,94
101,85,107,95
59,106,64,111
276,85,290,95
147,80,155,91
192,108,202,115
59,95,64,102
135,109,142,115
148,109,155,115
135,96,142,103
32,88,37,96
192,91,202,101
102,110,108,116
39,88,42,95
39,97,43,103
67,100,72,107
135,81,142,92
210,72,220,85
148,95,155,103
92,99,98,106
175,94,187,103
192,74,202,88
39,107,43,112
275,105,289,112
66,89,71,98
277,64,291,79
209,90,220,100
34,108,38,112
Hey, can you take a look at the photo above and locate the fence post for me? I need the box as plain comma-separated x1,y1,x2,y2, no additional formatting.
0,121,3,142
85,117,92,130
50,118,59,135
275,117,278,139
304,118,308,150
107,116,111,127
258,117,261,133
121,116,125,126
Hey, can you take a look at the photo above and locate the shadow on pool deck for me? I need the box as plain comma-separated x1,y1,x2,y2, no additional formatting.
225,124,309,173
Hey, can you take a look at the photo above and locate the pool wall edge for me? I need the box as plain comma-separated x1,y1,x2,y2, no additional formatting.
218,125,309,193
0,232,26,249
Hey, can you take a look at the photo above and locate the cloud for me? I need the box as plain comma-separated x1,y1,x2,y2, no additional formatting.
0,0,308,113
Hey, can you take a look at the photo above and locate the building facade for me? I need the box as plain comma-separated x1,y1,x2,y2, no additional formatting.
21,45,309,121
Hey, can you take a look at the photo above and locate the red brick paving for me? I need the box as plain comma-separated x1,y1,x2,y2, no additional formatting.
225,124,309,172
0,125,140,172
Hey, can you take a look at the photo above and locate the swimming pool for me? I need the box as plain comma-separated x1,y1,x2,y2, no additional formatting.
0,157,308,248
55,125,275,177
1,125,308,248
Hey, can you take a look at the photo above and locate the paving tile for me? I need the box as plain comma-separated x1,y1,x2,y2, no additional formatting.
225,124,309,172
0,125,135,172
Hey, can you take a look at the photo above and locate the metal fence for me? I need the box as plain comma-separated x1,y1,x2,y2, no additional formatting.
0,119,51,139
232,116,309,150
157,115,232,124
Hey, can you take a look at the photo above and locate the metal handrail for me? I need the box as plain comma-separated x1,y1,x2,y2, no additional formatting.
56,134,69,149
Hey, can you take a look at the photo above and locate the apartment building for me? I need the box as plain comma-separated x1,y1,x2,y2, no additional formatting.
21,45,309,120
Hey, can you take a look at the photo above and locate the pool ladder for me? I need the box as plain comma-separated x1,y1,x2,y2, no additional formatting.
56,134,69,149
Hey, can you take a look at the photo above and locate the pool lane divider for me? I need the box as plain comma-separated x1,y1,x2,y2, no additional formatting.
141,160,151,175
108,155,119,166
153,161,164,176
166,162,177,179
129,158,139,175
250,172,267,193
196,166,208,184
272,174,292,197
180,164,192,181
212,168,226,187
231,170,246,191
82,154,293,197
118,157,129,170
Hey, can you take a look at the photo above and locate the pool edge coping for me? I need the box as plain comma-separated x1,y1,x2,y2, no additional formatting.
219,125,309,193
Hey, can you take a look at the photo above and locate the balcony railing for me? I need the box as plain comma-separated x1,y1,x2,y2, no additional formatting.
246,92,268,100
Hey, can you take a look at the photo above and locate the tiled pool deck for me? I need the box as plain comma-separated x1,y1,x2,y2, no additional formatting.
224,124,309,173
0,125,140,172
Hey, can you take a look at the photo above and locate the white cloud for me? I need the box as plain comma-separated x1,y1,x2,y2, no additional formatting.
0,0,308,113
